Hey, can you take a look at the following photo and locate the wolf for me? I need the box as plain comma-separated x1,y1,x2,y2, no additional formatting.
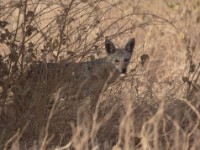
12,38,135,116
58,38,135,106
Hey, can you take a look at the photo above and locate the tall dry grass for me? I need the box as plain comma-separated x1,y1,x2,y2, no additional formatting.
0,0,200,149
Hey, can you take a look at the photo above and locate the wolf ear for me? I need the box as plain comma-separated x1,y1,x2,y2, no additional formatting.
105,39,116,54
125,38,135,54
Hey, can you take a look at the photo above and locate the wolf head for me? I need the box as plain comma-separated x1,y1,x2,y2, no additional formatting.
105,38,135,74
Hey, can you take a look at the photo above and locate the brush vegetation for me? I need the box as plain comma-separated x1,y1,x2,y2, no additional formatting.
0,0,200,149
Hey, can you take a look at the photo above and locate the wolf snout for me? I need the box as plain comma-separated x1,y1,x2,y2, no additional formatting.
122,68,127,74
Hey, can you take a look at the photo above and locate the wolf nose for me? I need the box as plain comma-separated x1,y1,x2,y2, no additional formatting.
122,69,127,74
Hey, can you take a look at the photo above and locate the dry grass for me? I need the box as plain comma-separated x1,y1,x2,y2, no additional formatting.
0,0,200,149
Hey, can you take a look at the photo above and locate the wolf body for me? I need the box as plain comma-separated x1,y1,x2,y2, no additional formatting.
13,38,135,112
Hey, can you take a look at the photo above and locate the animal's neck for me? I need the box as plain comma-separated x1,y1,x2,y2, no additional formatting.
99,57,121,84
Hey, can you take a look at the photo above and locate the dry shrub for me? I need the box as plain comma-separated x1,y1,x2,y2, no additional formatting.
0,0,200,149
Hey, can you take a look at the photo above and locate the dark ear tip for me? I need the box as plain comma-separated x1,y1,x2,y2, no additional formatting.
105,38,110,43
130,38,135,43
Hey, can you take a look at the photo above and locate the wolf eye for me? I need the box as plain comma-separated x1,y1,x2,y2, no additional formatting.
124,58,129,62
114,58,119,63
